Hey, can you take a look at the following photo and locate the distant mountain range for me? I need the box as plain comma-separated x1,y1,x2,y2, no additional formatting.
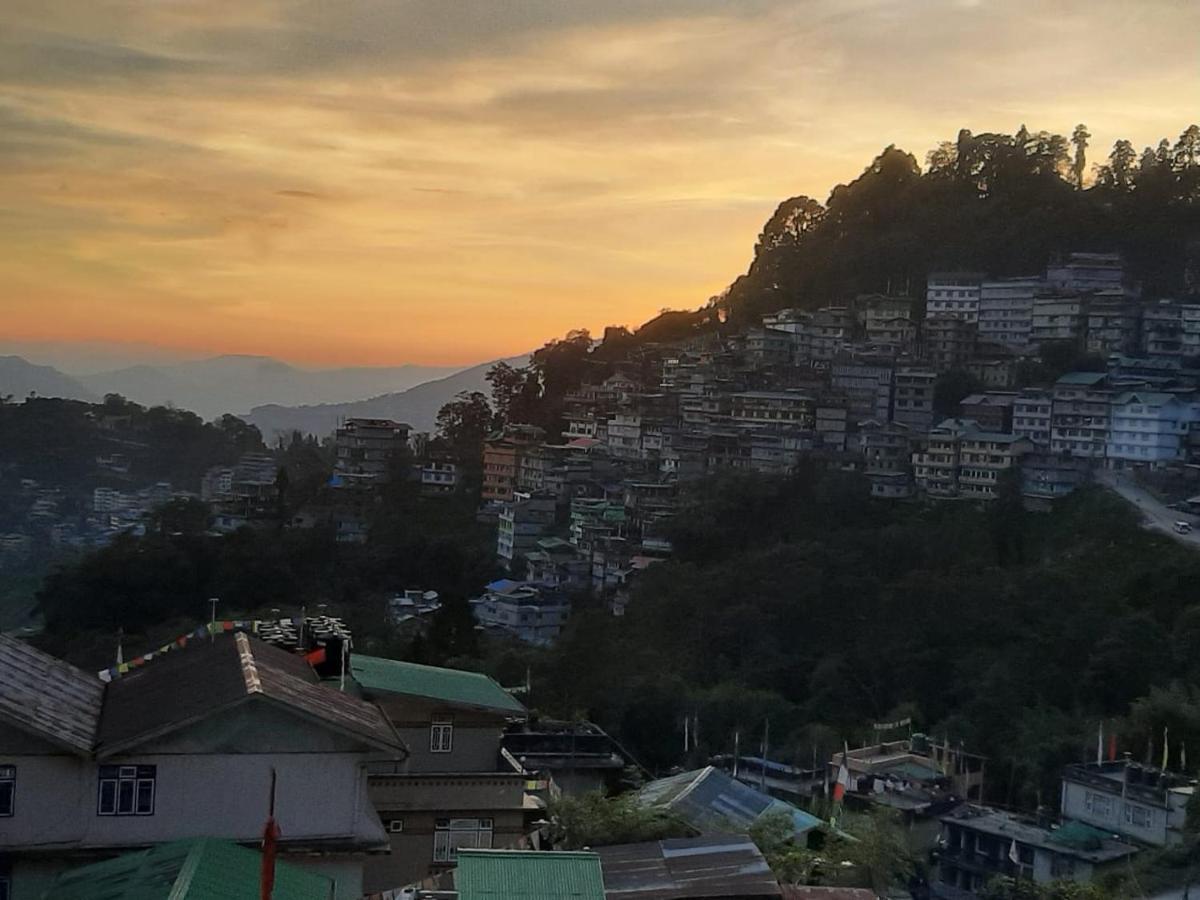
1,353,468,420
244,354,529,438
0,356,97,403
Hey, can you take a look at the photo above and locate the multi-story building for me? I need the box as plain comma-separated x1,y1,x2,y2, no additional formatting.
350,655,532,891
892,367,936,432
859,421,914,499
742,327,793,366
1051,372,1112,459
1046,252,1126,294
1143,300,1184,358
417,455,459,495
958,392,1017,434
728,391,815,429
0,632,406,900
1021,451,1090,507
496,492,557,565
606,413,643,460
912,419,1031,500
1085,293,1140,356
830,362,893,423
937,805,1137,897
860,295,916,351
978,277,1040,352
471,579,571,645
912,419,973,499
1012,389,1053,446
334,419,411,484
807,307,855,360
1060,761,1195,847
926,273,984,322
923,316,977,372
482,425,546,503
1181,302,1200,358
1031,295,1086,347
1106,391,1200,469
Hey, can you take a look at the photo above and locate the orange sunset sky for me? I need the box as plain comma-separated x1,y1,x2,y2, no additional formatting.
2,0,1199,366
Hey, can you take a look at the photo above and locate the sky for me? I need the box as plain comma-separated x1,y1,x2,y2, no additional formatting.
2,0,1198,367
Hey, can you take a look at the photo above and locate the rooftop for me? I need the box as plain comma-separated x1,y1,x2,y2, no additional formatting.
1056,371,1108,386
0,632,103,755
43,837,333,900
351,654,525,715
97,632,405,757
597,833,781,899
941,805,1138,863
455,849,606,900
638,767,822,837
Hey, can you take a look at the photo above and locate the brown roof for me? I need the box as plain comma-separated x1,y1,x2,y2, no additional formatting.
0,632,103,754
598,833,781,899
97,633,405,757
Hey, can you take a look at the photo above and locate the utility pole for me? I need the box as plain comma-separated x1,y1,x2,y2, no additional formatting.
208,597,219,642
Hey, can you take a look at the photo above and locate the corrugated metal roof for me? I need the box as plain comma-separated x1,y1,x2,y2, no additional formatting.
637,768,822,837
597,833,781,899
351,654,525,714
456,849,606,899
44,837,333,899
97,633,405,757
0,632,103,754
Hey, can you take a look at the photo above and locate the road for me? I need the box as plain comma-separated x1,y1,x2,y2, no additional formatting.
1095,470,1200,549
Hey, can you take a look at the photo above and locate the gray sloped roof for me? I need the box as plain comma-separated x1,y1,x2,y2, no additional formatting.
637,767,822,836
0,632,103,754
98,633,405,757
597,833,781,899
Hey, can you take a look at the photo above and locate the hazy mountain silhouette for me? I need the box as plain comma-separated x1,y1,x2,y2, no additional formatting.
244,354,529,439
0,356,97,402
78,354,463,419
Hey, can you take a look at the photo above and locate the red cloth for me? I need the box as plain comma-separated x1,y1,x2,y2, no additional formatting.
304,647,327,666
261,816,281,900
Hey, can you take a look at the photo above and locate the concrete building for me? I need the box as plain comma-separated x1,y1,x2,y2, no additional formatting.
0,632,406,900
923,317,977,372
497,492,557,566
1046,252,1126,294
1051,372,1112,459
978,277,1040,352
1086,293,1140,356
349,655,532,890
1181,302,1200,358
482,425,546,504
807,307,854,360
1012,389,1053,446
913,419,1031,500
1060,761,1195,847
1144,300,1184,358
1106,391,1200,469
334,418,411,484
1021,451,1090,507
958,392,1017,434
471,580,570,645
892,367,936,432
937,805,1137,897
728,391,815,429
927,273,984,322
830,362,893,423
1031,295,1086,347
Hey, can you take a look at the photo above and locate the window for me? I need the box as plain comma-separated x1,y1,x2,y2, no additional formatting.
386,817,405,833
0,766,13,817
1125,805,1155,828
1084,790,1115,818
433,818,493,862
430,719,454,753
98,765,156,816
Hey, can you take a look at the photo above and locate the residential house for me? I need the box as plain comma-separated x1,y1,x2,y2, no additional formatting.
1143,300,1184,358
1181,302,1200,358
1021,452,1090,508
807,307,855,361
923,317,977,372
729,392,816,429
0,631,406,900
1085,293,1140,356
471,580,570,645
958,393,1017,434
335,419,411,484
503,720,634,797
830,362,893,423
349,655,532,890
497,492,556,566
1060,760,1195,847
1031,295,1086,348
1046,252,1127,294
937,806,1137,897
912,419,1031,500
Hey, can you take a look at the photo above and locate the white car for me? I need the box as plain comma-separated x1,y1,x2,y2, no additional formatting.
1174,521,1192,535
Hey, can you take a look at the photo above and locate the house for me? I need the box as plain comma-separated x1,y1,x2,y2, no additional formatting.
471,580,571,645
936,805,1137,897
497,492,556,566
892,367,936,432
43,838,333,900
1031,295,1085,347
482,426,546,503
977,277,1040,352
912,419,1030,500
503,720,634,797
334,419,411,483
729,392,816,429
1046,252,1127,294
1085,293,1140,356
1012,389,1053,446
1059,760,1195,847
597,833,781,900
348,655,533,890
454,848,606,900
0,631,406,900
1143,300,1184,358
922,317,977,372
636,767,822,840
1020,452,1090,508
830,362,893,423
957,393,1017,434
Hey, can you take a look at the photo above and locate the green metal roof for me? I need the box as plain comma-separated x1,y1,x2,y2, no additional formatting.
455,849,605,900
351,654,526,714
44,838,333,900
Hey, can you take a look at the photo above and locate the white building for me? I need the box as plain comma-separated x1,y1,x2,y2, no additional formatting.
926,273,984,323
978,277,1041,351
1013,389,1053,446
1107,391,1200,469
1060,761,1194,847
